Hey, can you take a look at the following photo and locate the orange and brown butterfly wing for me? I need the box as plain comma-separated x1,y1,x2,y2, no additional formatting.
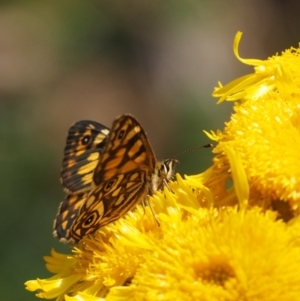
54,120,109,243
69,115,157,242
70,171,148,242
53,192,88,242
61,120,109,193
93,114,156,184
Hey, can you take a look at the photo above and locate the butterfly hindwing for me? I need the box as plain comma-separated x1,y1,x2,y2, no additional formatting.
53,192,88,242
70,170,148,241
61,120,109,193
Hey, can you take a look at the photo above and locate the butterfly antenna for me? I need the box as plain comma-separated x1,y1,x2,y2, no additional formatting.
173,143,213,159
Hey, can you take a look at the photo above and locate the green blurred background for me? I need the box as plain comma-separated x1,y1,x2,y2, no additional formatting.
1,1,299,300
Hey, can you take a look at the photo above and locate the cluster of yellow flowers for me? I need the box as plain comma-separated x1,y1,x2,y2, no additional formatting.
25,32,300,301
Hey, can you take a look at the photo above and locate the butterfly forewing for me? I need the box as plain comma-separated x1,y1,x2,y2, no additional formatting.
61,120,109,193
93,115,156,185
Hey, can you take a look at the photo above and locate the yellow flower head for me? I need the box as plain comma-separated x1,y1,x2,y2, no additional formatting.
25,32,300,300
25,177,300,300
206,32,300,218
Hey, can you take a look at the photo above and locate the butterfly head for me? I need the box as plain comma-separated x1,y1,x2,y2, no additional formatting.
162,158,178,180
152,158,178,193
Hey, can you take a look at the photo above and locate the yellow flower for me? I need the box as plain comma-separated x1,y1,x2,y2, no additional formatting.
25,32,300,300
25,176,207,300
213,32,299,104
25,175,300,300
206,31,300,218
131,208,300,301
26,175,300,301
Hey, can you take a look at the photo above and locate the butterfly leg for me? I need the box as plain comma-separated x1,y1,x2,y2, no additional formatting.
145,196,160,226
163,179,175,193
141,198,147,214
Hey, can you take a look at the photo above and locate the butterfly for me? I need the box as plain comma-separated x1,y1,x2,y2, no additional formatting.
53,115,178,244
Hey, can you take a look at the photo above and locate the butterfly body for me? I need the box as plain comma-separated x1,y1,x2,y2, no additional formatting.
54,115,177,244
151,159,178,193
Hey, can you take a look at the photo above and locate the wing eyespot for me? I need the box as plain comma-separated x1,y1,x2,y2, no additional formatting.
81,135,91,145
105,179,116,190
118,130,125,139
83,212,97,227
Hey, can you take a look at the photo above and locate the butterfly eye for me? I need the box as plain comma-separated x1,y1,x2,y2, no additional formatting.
81,135,91,145
118,130,125,139
83,212,97,227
